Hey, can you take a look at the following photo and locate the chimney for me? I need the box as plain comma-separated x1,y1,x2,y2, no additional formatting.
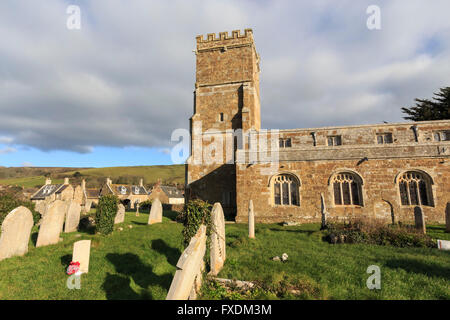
139,178,143,187
64,177,69,185
45,178,52,185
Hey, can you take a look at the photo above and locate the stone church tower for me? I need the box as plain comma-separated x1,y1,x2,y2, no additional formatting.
186,29,260,218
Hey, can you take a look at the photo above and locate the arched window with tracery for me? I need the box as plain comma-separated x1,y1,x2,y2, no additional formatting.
272,174,300,206
331,172,363,206
398,171,433,206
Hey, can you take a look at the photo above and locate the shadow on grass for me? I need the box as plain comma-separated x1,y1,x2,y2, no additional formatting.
103,253,173,300
151,239,181,267
61,254,72,267
132,221,148,226
426,225,445,232
31,232,38,246
163,210,178,222
385,259,450,279
268,228,317,236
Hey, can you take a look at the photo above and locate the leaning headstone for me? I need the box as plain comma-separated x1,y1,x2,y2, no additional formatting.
166,225,207,300
114,204,125,224
72,240,91,273
0,206,34,261
446,202,450,233
36,200,67,247
248,200,255,239
320,193,328,230
148,198,162,224
64,201,81,233
210,203,226,276
414,206,426,234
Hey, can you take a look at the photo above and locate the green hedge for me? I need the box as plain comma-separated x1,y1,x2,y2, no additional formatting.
0,194,40,226
95,195,119,235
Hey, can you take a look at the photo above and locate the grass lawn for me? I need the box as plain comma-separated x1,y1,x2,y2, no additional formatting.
0,211,448,300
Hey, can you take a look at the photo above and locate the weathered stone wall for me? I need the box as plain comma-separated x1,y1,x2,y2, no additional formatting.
235,157,449,224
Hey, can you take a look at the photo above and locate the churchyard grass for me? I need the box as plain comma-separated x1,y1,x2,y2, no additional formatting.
0,209,183,299
200,223,449,300
0,214,448,299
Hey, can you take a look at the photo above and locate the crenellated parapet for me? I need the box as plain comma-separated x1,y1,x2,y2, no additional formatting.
196,29,254,51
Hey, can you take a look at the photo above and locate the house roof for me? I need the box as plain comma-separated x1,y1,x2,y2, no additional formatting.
86,188,100,199
110,184,147,196
160,185,184,198
31,184,64,200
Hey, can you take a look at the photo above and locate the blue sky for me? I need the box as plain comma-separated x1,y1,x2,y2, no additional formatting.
0,0,449,168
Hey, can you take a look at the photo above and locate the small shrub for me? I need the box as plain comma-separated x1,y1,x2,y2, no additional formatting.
0,194,40,226
177,199,212,247
95,195,119,235
326,218,436,248
139,199,152,211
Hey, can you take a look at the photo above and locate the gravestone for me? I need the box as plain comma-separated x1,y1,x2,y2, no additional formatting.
0,206,34,261
136,203,140,217
148,198,162,224
437,239,450,250
446,202,450,233
115,204,125,224
72,240,91,273
36,200,67,247
64,201,81,233
210,202,226,276
248,200,255,238
320,193,328,230
166,225,207,300
414,206,426,234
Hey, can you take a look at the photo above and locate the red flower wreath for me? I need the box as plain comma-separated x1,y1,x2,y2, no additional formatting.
67,261,80,275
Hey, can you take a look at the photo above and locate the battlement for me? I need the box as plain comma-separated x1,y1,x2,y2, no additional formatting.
196,29,253,44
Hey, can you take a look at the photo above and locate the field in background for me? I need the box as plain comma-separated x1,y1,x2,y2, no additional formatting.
0,165,185,188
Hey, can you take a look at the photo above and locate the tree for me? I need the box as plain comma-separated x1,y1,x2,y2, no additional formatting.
401,87,450,121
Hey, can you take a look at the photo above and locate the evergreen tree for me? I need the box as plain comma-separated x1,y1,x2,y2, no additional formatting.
401,87,450,121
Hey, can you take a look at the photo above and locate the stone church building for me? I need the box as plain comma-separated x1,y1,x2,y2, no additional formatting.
186,29,450,224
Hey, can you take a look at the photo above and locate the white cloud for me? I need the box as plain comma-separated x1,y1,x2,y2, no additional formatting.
0,147,17,155
0,0,449,152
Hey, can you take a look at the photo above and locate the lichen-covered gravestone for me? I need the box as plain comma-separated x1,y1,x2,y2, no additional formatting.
248,200,255,238
210,202,226,276
320,193,328,230
36,200,67,247
72,240,91,273
0,206,34,261
64,201,81,233
166,225,207,300
114,204,125,224
446,202,450,233
414,206,426,234
148,198,162,224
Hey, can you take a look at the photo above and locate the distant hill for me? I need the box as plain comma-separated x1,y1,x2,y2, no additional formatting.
0,165,185,188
